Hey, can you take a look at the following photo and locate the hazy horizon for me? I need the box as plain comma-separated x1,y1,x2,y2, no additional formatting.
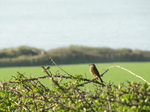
1,0,150,51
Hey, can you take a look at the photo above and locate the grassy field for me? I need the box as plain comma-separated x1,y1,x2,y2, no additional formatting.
0,62,150,86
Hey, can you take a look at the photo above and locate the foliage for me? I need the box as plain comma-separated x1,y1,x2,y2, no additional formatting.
0,45,150,67
0,66,150,112
0,46,45,58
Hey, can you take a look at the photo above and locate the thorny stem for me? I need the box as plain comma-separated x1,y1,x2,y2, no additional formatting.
42,66,76,105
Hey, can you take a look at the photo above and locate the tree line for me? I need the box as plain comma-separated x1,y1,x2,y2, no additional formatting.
0,45,150,67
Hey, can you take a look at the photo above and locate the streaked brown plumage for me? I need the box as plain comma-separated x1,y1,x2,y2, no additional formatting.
89,64,103,83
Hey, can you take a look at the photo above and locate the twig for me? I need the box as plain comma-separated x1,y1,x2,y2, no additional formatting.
75,88,95,112
50,57,73,77
7,74,106,87
42,66,76,104
42,66,67,93
77,77,105,87
101,66,150,85
100,69,109,77
106,86,112,112
14,102,31,112
77,69,109,87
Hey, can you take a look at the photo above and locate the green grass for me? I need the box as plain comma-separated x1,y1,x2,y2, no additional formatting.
0,62,150,86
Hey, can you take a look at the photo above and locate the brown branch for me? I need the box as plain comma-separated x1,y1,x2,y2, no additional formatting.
100,69,109,77
7,74,106,87
77,69,109,87
76,77,105,87
49,57,73,77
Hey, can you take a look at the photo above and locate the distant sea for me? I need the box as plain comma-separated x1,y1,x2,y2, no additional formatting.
0,0,150,51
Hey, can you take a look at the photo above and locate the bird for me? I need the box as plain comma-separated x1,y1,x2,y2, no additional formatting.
89,64,103,83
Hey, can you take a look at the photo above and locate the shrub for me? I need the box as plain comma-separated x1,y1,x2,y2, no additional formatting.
0,66,149,111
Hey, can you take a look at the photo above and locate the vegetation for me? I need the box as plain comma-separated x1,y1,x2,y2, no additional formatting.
0,45,150,67
0,46,149,111
0,65,150,112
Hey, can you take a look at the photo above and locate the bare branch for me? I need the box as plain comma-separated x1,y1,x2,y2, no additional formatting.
101,66,150,85
50,57,73,77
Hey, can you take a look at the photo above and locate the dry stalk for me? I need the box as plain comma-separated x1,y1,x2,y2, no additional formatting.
101,66,150,85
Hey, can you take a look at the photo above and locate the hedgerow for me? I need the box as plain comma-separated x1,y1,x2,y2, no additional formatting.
1,45,150,67
0,62,150,112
